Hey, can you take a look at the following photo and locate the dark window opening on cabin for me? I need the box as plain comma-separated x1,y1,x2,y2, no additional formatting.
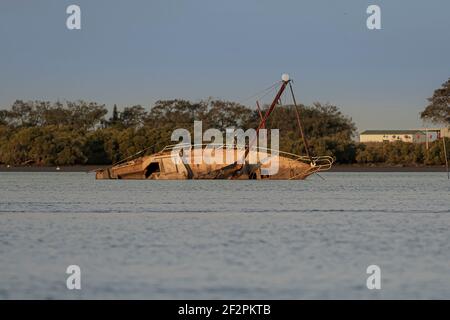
145,162,160,178
249,171,257,179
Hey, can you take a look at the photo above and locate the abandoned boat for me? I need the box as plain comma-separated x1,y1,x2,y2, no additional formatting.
95,74,333,180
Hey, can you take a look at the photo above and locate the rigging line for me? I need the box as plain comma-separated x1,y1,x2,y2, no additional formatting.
315,173,326,180
243,81,289,161
255,101,264,128
250,85,281,119
259,83,282,102
238,80,282,105
111,143,158,166
111,150,144,167
288,81,313,162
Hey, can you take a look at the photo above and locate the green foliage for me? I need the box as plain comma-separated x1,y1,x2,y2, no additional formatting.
0,98,448,166
83,130,110,165
421,78,450,125
120,105,147,128
2,100,107,129
354,140,449,166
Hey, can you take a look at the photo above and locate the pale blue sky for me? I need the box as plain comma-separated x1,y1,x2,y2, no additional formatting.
0,0,449,131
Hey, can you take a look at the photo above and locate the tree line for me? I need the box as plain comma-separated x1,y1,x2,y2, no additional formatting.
0,99,357,166
0,86,448,167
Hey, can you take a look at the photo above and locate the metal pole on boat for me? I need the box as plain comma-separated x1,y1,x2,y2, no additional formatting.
244,75,290,160
442,136,449,179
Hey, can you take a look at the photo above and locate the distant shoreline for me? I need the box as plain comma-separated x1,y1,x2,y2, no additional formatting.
0,165,106,172
329,165,446,172
0,165,447,173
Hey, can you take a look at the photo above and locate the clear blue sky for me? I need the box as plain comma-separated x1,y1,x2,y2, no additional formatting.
0,0,449,131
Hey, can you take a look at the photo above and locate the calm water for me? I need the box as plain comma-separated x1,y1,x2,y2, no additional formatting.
0,172,449,299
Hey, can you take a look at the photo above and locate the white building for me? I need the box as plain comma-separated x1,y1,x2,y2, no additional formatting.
420,129,440,142
359,130,427,143
425,127,450,139
442,127,450,138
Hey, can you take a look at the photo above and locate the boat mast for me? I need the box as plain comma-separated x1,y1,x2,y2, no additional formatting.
244,74,290,160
